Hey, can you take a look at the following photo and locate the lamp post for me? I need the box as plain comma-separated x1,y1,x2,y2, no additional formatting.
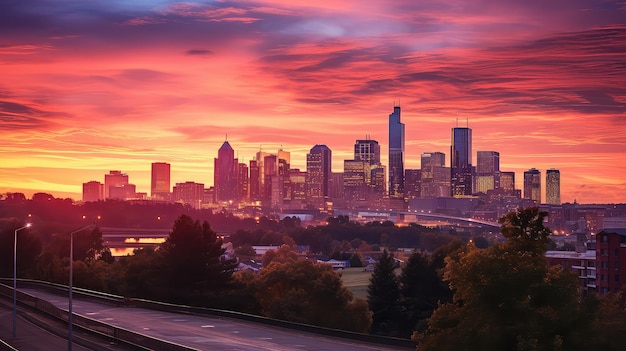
13,223,32,338
68,221,97,351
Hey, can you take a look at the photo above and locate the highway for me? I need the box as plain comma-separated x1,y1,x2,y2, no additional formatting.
21,289,412,351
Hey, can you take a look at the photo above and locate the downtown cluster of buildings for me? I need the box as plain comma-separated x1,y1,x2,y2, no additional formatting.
81,106,571,223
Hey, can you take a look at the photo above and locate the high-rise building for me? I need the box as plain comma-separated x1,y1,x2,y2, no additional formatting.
172,181,205,209
546,168,561,205
421,152,449,197
151,162,171,200
388,105,405,199
214,141,238,203
306,144,332,207
523,168,542,203
475,151,500,194
104,170,128,199
237,162,249,202
451,126,472,197
249,160,260,202
404,169,421,199
263,154,277,203
500,171,516,191
82,181,103,202
354,138,381,165
343,159,367,202
288,169,307,202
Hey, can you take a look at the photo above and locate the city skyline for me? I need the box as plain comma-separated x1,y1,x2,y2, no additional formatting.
1,1,625,204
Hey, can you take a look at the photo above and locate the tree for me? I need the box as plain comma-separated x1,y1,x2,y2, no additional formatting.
416,207,592,351
367,249,402,336
398,252,440,336
158,215,238,303
255,257,371,332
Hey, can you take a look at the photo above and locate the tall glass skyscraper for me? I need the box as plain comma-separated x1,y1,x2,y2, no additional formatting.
306,144,332,207
475,151,500,194
546,168,560,205
451,126,473,197
388,105,405,199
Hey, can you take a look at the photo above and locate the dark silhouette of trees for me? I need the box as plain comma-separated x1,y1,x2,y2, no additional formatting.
158,214,237,304
367,249,402,336
0,219,42,277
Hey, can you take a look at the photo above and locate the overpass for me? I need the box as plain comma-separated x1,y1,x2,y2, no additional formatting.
353,210,501,229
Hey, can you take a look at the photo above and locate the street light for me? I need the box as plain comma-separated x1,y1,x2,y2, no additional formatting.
13,223,32,338
68,220,97,351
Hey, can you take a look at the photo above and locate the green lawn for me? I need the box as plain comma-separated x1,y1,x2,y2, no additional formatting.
339,267,374,299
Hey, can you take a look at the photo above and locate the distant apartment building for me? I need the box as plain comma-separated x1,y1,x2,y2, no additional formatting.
172,181,205,209
546,168,561,205
596,229,626,295
82,181,104,202
109,183,136,200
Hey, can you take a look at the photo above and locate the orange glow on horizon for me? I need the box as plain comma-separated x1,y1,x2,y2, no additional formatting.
1,1,625,204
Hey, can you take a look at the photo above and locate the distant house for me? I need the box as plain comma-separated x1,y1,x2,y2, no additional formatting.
317,259,350,270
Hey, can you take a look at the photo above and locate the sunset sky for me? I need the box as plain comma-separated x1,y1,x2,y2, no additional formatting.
1,0,625,204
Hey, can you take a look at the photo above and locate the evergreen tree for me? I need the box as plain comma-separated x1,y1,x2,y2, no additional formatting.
398,252,440,336
367,249,402,336
158,214,238,303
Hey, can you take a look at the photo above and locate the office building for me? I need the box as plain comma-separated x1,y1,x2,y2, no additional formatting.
475,151,500,194
500,171,515,191
237,162,249,202
546,168,561,205
404,169,421,199
214,141,238,203
421,152,450,197
354,138,381,165
306,144,332,207
524,168,542,203
388,105,405,199
249,160,260,202
172,181,205,209
151,162,171,200
451,126,472,197
82,181,103,202
104,170,128,199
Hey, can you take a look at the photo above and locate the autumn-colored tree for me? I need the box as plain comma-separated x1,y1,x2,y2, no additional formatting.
416,207,592,351
255,250,371,332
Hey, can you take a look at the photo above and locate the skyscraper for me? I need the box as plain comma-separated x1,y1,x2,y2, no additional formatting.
500,171,516,191
546,168,561,205
451,126,472,197
354,138,381,165
475,151,500,194
151,162,171,200
214,141,238,202
306,144,332,207
524,168,541,203
388,105,405,199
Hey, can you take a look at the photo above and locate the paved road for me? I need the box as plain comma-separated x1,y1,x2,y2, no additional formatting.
21,289,411,351
0,297,134,351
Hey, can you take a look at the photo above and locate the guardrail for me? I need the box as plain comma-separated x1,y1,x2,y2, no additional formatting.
0,278,417,350
0,280,198,351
